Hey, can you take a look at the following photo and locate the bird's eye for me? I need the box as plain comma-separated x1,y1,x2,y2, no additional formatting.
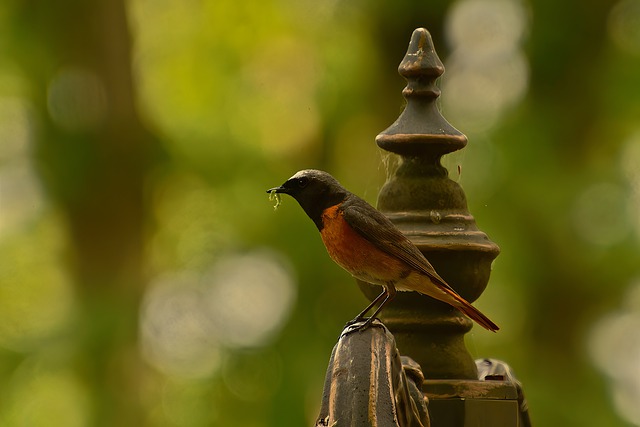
297,177,308,188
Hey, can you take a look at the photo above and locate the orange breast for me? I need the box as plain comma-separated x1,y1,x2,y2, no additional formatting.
320,205,407,286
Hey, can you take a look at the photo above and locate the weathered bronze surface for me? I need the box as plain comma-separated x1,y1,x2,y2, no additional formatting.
476,358,532,427
318,27,527,427
315,320,430,427
419,359,530,426
358,28,500,380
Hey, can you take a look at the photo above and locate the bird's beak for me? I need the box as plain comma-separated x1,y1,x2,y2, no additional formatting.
266,186,287,194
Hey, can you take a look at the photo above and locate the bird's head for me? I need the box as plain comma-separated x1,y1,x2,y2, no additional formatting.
267,169,349,229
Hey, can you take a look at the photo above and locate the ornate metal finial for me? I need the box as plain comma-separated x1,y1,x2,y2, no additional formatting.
358,28,500,380
377,28,466,158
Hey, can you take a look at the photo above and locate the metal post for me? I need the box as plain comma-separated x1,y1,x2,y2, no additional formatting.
360,27,497,380
357,28,527,426
317,27,530,427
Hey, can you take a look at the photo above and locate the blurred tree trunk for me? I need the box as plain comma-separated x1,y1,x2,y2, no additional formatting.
14,0,154,425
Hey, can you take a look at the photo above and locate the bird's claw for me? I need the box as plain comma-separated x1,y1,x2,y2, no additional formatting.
344,316,366,328
343,316,382,335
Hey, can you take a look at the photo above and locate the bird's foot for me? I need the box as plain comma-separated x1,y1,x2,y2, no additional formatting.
344,316,366,328
343,316,382,334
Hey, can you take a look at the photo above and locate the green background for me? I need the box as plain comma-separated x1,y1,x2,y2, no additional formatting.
1,0,639,425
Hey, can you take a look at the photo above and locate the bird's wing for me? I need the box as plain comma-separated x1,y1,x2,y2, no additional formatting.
340,198,456,292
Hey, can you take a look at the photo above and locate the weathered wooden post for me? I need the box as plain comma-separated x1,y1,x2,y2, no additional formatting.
317,28,530,427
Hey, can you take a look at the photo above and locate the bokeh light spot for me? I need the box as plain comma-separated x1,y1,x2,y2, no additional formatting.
446,0,527,58
0,96,41,240
608,0,640,55
204,249,296,349
590,280,640,425
0,163,43,240
571,182,630,247
140,249,295,379
149,173,237,272
0,96,32,162
443,0,529,132
442,51,528,131
47,67,108,132
5,361,90,427
234,36,321,157
619,130,640,238
140,272,223,379
0,216,74,352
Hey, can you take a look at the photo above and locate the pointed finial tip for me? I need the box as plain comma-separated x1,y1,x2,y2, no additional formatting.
377,27,466,156
410,27,430,48
399,28,444,78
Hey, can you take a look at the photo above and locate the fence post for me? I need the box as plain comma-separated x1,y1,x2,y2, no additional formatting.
316,27,530,427
357,28,528,426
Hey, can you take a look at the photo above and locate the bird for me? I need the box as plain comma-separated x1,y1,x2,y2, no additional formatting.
267,169,499,332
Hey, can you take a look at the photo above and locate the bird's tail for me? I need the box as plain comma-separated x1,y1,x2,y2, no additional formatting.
403,273,500,332
449,292,499,332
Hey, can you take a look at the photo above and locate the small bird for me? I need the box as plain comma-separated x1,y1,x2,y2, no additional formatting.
267,169,499,332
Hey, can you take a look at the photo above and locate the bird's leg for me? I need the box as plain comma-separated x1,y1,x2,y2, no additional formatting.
347,285,397,331
367,285,396,320
346,288,388,326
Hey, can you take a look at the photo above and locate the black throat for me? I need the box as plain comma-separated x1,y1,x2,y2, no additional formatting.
297,191,349,231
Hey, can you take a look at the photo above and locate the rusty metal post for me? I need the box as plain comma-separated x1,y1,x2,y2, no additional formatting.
359,27,498,381
354,28,528,426
315,321,430,427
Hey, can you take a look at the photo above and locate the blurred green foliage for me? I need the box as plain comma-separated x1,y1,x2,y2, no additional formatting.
1,0,640,426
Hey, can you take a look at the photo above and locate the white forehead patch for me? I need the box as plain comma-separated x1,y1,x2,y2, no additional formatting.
290,169,321,180
290,170,307,180
291,169,314,178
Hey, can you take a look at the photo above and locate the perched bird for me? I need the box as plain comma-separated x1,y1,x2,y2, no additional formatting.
267,169,499,332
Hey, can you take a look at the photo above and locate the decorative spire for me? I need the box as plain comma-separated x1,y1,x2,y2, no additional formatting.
377,28,467,158
358,28,500,380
